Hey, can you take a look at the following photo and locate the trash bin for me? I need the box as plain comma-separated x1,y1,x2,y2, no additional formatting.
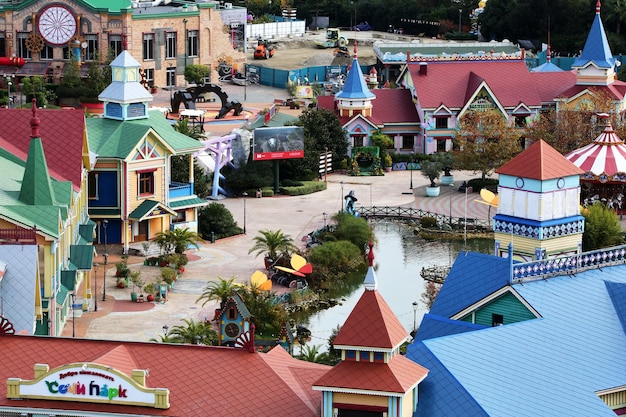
256,188,262,198
210,231,215,244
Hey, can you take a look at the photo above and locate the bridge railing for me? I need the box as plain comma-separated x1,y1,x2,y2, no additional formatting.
356,206,491,229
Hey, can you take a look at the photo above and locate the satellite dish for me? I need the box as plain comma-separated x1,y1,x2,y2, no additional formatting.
81,42,88,49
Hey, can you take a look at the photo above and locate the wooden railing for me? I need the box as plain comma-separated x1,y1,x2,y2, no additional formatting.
0,227,38,244
356,206,491,229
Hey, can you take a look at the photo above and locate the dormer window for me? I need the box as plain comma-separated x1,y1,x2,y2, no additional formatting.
514,115,527,128
435,117,448,129
492,313,504,327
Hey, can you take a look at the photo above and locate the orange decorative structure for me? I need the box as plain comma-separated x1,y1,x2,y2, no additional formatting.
250,270,272,291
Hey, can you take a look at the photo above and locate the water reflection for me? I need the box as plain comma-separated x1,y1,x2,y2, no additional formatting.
298,220,494,350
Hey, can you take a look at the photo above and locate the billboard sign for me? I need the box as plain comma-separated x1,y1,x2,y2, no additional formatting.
253,126,305,161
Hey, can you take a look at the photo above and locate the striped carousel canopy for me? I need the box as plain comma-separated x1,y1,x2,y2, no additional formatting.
565,117,626,183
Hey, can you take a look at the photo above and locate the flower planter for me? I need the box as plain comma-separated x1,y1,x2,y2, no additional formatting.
441,175,454,186
130,292,138,302
425,186,441,197
147,294,155,302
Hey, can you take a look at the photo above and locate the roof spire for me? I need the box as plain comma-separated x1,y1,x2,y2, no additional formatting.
30,99,40,139
363,239,377,290
596,0,601,14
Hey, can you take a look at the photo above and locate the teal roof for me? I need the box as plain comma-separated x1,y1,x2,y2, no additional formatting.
19,137,56,206
79,220,97,243
82,0,132,13
86,110,203,158
70,245,95,270
248,112,299,129
129,199,176,221
169,197,208,209
56,284,70,305
61,269,77,291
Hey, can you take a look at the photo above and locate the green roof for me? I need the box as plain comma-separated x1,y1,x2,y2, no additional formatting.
19,137,56,206
56,284,70,305
79,221,97,243
129,199,176,221
249,112,299,129
169,197,208,209
86,110,203,159
70,245,95,270
81,0,132,13
61,269,77,291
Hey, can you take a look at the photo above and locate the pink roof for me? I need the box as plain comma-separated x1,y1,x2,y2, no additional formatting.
528,70,578,103
566,121,626,178
497,139,584,180
409,60,543,110
0,336,328,416
313,355,428,393
0,108,86,191
333,290,408,349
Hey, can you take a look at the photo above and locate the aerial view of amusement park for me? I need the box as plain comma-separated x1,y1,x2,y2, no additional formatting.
2,0,626,416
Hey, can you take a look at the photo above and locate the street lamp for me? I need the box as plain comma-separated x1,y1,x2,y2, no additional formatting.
458,8,462,32
449,183,455,227
71,292,76,338
242,192,248,234
412,301,418,335
102,219,108,302
182,19,188,68
340,181,345,213
323,212,328,228
7,80,12,108
92,263,99,312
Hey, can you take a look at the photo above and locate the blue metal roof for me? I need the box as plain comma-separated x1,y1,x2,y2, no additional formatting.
428,252,510,319
408,263,626,416
416,314,486,341
572,5,616,69
335,57,375,100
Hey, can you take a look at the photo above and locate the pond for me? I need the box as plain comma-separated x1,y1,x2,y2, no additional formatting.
298,220,494,350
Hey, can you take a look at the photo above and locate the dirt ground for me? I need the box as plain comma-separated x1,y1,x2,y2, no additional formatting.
246,32,378,70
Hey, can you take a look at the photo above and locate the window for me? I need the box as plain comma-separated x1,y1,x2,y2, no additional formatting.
187,30,199,57
437,138,447,153
144,68,154,87
345,350,356,360
85,34,98,61
401,135,414,150
40,45,53,60
353,135,365,147
166,67,176,87
16,32,31,59
165,31,177,59
139,171,155,195
109,34,123,57
492,313,504,327
172,210,186,223
88,172,99,199
359,351,369,361
0,32,6,57
228,308,236,319
143,33,154,60
435,117,448,129
514,115,527,128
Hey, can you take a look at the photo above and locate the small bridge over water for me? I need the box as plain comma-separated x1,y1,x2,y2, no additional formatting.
356,206,492,229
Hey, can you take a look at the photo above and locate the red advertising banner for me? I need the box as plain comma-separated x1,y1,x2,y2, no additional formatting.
253,126,305,161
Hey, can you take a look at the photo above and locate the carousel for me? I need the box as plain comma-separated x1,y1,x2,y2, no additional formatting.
565,115,626,212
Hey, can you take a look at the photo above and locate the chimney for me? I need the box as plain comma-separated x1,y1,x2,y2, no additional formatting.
419,62,428,75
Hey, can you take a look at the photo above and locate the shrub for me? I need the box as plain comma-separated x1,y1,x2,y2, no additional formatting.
332,213,371,252
161,267,176,285
308,240,364,273
467,178,499,193
421,216,438,228
198,202,242,240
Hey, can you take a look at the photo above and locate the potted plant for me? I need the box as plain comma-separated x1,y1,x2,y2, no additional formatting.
161,267,176,289
144,283,156,302
437,152,456,186
421,159,443,197
129,270,143,302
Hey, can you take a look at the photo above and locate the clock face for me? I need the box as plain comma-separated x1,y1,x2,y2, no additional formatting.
224,322,240,338
38,5,77,46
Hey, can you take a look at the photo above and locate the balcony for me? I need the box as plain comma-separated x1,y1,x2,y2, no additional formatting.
169,182,193,199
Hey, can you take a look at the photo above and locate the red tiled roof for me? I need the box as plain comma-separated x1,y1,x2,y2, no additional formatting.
0,108,86,191
496,139,584,179
333,290,408,349
409,61,543,110
0,335,328,416
313,355,428,393
529,70,578,102
554,82,626,102
317,89,419,126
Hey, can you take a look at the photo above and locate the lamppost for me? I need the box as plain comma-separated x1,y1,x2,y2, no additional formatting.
102,219,108,302
7,80,12,108
242,192,248,234
92,263,99,312
412,301,418,336
458,8,462,32
449,183,455,227
163,324,169,335
323,212,328,228
71,293,76,338
340,181,345,213
182,19,188,68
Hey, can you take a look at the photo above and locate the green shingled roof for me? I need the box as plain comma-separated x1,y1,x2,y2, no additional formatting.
61,270,77,291
169,197,208,209
81,0,132,13
86,110,203,159
129,200,176,221
79,220,97,243
248,112,299,129
70,245,95,270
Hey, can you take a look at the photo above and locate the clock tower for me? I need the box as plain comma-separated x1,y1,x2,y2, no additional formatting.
217,294,253,348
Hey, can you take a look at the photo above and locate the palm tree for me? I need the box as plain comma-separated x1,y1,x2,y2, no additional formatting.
297,344,329,364
248,229,298,262
155,227,200,254
168,318,217,345
173,118,203,140
196,277,238,310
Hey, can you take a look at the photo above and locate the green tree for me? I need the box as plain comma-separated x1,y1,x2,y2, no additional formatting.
154,227,200,254
21,76,54,108
296,344,329,364
332,212,372,251
197,277,238,310
198,202,242,240
248,229,298,261
57,53,84,99
84,62,108,99
184,64,210,85
454,109,522,180
582,203,623,251
167,318,218,345
420,159,443,187
238,286,287,336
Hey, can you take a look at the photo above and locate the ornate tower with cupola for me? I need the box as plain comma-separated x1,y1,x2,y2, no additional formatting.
335,51,376,118
493,140,585,261
313,242,428,417
571,0,617,86
98,51,153,121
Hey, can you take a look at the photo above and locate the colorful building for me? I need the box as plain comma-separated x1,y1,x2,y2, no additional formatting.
0,0,246,89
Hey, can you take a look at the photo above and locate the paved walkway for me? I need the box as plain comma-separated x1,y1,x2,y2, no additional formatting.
62,170,492,340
